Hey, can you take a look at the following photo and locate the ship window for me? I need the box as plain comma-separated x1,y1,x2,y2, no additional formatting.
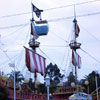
34,95,38,99
41,96,45,100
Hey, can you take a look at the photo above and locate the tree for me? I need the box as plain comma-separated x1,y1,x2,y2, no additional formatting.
44,63,64,93
28,78,35,90
37,83,46,94
45,63,64,83
7,71,24,84
80,71,100,93
27,63,65,94
0,86,9,100
67,72,75,86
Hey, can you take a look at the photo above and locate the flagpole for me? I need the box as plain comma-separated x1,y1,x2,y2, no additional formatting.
69,4,81,100
74,5,76,20
31,0,34,21
73,4,77,86
30,0,38,94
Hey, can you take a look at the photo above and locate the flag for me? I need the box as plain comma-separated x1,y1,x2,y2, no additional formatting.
9,63,15,68
74,22,80,38
72,50,81,69
32,4,43,18
25,47,46,75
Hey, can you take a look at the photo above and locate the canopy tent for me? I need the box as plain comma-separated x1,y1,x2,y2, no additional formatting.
69,92,92,100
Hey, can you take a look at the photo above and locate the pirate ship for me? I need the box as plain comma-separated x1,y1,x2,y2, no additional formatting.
0,3,94,100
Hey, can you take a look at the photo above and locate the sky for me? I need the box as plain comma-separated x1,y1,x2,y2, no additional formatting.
0,0,100,82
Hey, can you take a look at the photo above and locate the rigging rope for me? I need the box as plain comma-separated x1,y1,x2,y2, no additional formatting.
0,0,99,19
80,48,100,64
39,48,56,64
0,11,100,30
45,0,100,11
79,23,100,44
0,23,29,30
50,30,69,43
2,23,29,39
38,48,67,73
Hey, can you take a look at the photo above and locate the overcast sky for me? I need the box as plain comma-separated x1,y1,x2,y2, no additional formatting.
0,0,100,82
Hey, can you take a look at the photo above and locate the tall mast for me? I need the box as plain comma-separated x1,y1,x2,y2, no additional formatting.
69,5,81,85
27,1,48,94
29,2,40,94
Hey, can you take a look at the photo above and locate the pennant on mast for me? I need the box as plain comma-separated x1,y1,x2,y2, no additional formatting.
72,50,81,69
75,22,80,38
25,47,46,75
30,22,35,35
73,19,80,38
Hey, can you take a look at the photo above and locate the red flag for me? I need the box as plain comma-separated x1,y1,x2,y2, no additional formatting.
25,47,46,75
72,50,81,69
74,23,80,38
30,23,35,35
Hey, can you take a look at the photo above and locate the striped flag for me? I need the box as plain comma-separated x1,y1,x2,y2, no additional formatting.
25,47,46,75
72,50,81,69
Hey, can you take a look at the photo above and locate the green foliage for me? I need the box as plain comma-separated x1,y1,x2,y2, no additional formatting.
67,72,75,86
37,83,46,94
80,71,100,94
44,63,64,93
7,71,24,84
50,81,57,93
28,78,35,90
28,78,47,94
0,86,9,100
45,63,64,84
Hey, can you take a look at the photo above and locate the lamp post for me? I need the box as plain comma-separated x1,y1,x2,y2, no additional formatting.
71,82,75,87
45,75,50,100
85,80,89,100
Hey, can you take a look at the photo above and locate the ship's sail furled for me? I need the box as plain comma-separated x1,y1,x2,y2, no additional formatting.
74,22,80,38
25,47,46,75
30,23,35,36
72,50,81,69
73,18,80,38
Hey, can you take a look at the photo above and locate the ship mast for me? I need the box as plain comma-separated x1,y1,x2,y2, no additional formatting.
69,5,81,85
27,2,48,94
28,2,40,94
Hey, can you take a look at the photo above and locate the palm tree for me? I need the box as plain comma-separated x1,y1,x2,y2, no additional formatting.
7,71,24,84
